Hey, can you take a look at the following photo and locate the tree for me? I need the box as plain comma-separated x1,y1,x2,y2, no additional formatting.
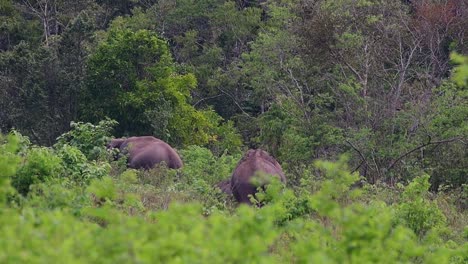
81,29,222,146
0,42,61,144
0,4,101,145
422,54,468,189
0,0,42,51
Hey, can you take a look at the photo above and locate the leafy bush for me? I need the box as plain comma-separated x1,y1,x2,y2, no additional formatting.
395,175,447,237
87,176,117,205
55,119,118,161
0,133,20,204
204,116,243,156
179,145,241,185
425,80,468,190
56,144,111,184
25,180,91,214
279,158,464,263
0,133,466,263
11,146,62,196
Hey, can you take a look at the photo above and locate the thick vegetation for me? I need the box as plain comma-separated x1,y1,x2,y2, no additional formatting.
0,0,467,262
0,123,467,263
1,0,466,188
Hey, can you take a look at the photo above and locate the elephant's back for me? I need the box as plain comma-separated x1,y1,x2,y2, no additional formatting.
153,141,183,169
120,136,159,156
232,157,284,184
130,140,182,169
230,149,285,204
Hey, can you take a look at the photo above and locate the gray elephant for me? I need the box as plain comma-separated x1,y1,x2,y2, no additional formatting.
108,136,183,169
216,178,232,195
230,149,286,204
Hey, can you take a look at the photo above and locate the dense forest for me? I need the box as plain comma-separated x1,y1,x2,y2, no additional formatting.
0,0,467,262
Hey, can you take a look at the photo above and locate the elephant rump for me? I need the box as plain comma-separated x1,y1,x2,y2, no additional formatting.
109,136,183,170
230,149,286,205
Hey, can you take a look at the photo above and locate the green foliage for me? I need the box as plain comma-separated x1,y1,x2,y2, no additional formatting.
11,147,62,196
429,82,467,139
119,169,138,184
0,146,466,262
0,0,42,50
179,145,240,186
205,117,243,156
87,176,117,204
56,144,111,184
256,103,297,156
1,0,466,192
257,103,340,163
1,1,468,261
395,175,447,237
109,7,155,32
211,1,262,56
422,80,467,189
55,119,118,161
0,133,20,204
82,28,224,146
283,158,464,263
451,53,468,87
176,145,241,212
308,155,362,217
0,42,58,144
25,180,91,213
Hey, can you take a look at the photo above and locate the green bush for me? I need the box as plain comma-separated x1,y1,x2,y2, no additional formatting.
55,119,118,161
87,176,117,205
280,158,463,263
11,147,62,196
0,134,466,263
179,145,241,185
0,133,20,204
25,180,91,214
395,175,447,237
56,144,111,184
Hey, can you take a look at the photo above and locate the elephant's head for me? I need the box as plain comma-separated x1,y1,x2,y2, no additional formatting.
107,138,127,160
107,138,126,149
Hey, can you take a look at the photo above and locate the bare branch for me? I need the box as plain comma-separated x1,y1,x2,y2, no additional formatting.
351,160,364,174
216,86,251,117
345,139,369,169
387,137,463,171
192,94,223,107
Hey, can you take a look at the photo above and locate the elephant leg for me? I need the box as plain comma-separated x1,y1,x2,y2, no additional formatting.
232,182,258,204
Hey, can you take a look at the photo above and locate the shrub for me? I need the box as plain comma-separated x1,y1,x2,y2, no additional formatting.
179,145,240,185
0,133,20,204
395,175,447,237
87,176,117,205
0,144,465,263
25,180,91,214
11,147,62,196
56,144,111,184
55,119,117,161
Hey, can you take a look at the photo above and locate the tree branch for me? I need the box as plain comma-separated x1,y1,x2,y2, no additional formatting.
387,137,462,171
351,160,364,174
192,94,223,107
216,86,251,117
345,139,369,170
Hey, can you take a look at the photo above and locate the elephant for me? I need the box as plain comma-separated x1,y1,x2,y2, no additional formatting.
216,178,232,195
107,136,183,170
230,149,286,204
